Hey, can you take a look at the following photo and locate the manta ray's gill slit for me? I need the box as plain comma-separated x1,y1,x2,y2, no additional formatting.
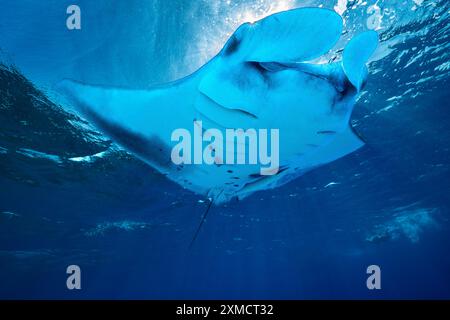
317,130,337,135
233,108,258,119
199,93,259,121
194,111,226,133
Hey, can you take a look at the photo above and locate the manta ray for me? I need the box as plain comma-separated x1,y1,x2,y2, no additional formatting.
58,8,378,205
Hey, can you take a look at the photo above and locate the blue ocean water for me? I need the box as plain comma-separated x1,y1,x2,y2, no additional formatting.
0,0,449,299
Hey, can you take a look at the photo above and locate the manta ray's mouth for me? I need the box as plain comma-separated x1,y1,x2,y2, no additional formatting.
300,68,359,106
310,71,354,94
280,62,356,95
255,61,357,98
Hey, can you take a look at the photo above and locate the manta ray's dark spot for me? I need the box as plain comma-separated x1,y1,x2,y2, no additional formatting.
335,79,357,102
233,184,239,187
224,35,241,56
248,166,288,180
232,177,240,180
227,170,233,173
243,167,288,191
275,166,288,175
350,125,366,144
317,130,337,135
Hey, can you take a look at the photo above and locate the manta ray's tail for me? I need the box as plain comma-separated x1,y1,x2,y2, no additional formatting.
189,199,214,249
189,190,224,249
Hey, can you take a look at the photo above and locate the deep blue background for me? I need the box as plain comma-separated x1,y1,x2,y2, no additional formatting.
0,0,449,299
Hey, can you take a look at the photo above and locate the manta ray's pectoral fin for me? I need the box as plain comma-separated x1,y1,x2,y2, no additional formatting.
56,79,186,171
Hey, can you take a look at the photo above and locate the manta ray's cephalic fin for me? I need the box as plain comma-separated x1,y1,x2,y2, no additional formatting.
343,30,379,91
